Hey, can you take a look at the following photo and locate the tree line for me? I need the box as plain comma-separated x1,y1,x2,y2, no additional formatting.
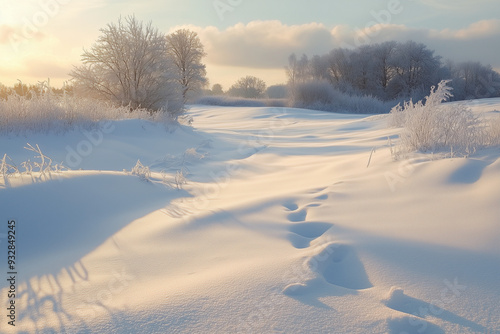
204,40,500,107
204,77,289,100
286,40,500,103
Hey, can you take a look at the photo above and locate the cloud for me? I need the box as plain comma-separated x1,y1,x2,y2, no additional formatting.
416,0,496,10
178,19,500,71
181,21,337,69
0,57,70,81
0,24,45,45
0,25,17,44
24,59,72,78
436,20,500,39
361,20,500,66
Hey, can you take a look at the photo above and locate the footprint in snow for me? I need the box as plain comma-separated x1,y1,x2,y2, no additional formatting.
290,222,333,239
306,242,372,290
283,197,332,248
287,222,333,249
282,201,299,211
315,194,329,200
283,241,372,297
287,208,308,222
286,204,323,223
283,194,332,249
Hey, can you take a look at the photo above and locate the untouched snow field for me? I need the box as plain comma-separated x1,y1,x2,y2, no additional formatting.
1,99,499,333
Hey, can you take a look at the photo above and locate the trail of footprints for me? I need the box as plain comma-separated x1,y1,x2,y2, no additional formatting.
282,188,372,294
282,189,448,333
283,188,335,250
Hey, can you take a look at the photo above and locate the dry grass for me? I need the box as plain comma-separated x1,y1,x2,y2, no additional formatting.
0,92,176,134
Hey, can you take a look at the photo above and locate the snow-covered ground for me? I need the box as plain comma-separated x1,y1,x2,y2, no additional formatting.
1,99,499,333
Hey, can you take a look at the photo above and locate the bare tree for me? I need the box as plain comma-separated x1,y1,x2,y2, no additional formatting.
228,76,267,99
166,29,207,103
70,16,183,114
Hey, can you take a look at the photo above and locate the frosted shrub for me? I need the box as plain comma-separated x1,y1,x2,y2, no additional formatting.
174,169,188,190
0,154,18,188
390,80,483,155
131,160,151,181
0,144,65,187
389,100,419,128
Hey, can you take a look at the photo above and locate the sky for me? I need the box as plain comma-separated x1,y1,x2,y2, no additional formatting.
0,0,500,89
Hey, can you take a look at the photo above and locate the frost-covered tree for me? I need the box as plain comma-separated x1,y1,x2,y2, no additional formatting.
70,16,183,114
286,53,311,89
447,61,500,100
387,41,442,99
310,55,329,82
166,29,207,103
285,54,298,87
228,76,267,99
325,48,354,86
297,54,312,83
350,45,378,94
370,41,398,97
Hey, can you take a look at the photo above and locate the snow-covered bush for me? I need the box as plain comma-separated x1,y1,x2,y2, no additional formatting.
0,154,19,187
390,80,483,155
131,160,151,181
173,169,188,190
130,159,188,189
291,80,393,114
